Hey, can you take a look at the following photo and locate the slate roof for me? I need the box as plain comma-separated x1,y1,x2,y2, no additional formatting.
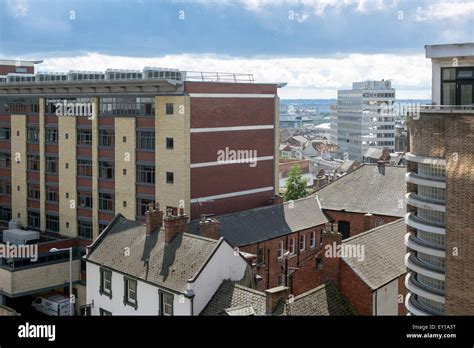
341,218,406,290
315,164,406,217
189,195,329,247
86,214,221,293
201,280,267,316
273,282,357,316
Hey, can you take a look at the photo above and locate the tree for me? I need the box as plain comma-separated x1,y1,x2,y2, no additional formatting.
284,165,307,201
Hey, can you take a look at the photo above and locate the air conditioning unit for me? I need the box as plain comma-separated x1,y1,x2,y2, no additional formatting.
2,228,40,245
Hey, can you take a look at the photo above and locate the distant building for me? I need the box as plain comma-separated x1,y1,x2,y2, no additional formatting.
329,104,338,145
336,80,396,161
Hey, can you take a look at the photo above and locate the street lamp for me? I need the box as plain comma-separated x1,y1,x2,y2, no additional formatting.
49,247,74,316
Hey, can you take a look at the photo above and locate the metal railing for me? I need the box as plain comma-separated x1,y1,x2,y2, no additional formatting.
420,104,474,111
184,71,254,83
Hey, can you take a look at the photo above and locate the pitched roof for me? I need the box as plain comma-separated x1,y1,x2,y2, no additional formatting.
315,164,406,217
201,280,267,316
273,282,357,316
341,218,406,290
189,195,329,247
86,215,221,293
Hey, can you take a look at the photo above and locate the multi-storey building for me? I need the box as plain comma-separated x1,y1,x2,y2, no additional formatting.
336,80,396,160
405,42,474,315
329,104,338,145
0,64,282,314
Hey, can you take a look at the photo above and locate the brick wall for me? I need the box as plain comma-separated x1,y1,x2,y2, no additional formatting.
279,159,310,177
339,260,373,315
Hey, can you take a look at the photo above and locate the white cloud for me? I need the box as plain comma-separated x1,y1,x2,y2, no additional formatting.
6,0,29,17
13,51,431,99
415,1,474,21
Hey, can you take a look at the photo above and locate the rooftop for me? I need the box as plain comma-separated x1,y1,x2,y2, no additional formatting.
85,214,221,294
315,163,406,217
425,42,474,59
341,218,406,290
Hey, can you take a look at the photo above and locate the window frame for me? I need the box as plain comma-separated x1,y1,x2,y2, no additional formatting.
100,268,112,298
124,277,138,309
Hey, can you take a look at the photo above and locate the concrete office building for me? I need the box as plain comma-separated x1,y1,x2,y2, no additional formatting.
405,42,474,315
336,80,396,160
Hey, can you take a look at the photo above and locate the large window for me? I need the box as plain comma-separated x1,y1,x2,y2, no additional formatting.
136,130,155,150
0,179,11,195
45,156,58,174
27,183,40,200
77,159,92,177
78,220,93,239
441,67,474,105
418,163,446,179
0,98,39,113
45,128,58,144
46,214,59,233
78,191,93,209
99,129,114,147
46,185,59,203
289,238,295,255
159,291,173,316
27,210,40,230
124,277,137,307
0,152,11,168
100,97,155,116
27,154,40,171
137,164,155,184
77,129,92,145
0,206,12,222
27,126,39,143
99,192,114,212
137,198,154,217
99,160,114,179
0,127,10,140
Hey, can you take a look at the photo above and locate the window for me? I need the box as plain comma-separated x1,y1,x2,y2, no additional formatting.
124,277,137,307
45,128,58,144
77,129,92,145
0,152,11,168
310,231,316,248
0,98,39,113
277,274,285,286
0,127,10,140
137,164,155,184
46,185,59,203
277,240,284,259
165,103,174,115
27,183,40,200
166,137,174,149
316,257,323,270
159,291,173,316
78,220,93,239
137,198,154,217
299,234,305,252
45,156,58,174
418,185,446,202
100,268,112,297
99,308,112,316
418,163,446,179
0,179,11,195
100,97,154,116
99,192,114,212
78,191,93,209
46,214,59,233
0,206,12,222
27,126,39,143
77,159,92,177
27,154,40,171
136,130,155,150
27,210,40,230
257,247,265,265
99,129,114,147
166,172,174,184
99,161,114,180
289,238,295,255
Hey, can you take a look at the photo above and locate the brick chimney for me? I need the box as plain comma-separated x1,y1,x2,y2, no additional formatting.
163,209,189,243
198,215,221,240
363,213,375,232
145,203,163,235
269,195,283,205
265,286,289,315
321,222,342,286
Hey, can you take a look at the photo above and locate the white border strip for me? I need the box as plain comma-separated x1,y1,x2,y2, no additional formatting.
191,156,274,168
191,186,274,203
189,93,275,98
191,125,274,133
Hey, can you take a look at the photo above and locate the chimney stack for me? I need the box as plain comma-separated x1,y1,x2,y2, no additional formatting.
269,195,283,205
145,203,163,235
364,213,375,232
163,211,189,243
265,286,289,315
321,222,342,286
198,215,221,240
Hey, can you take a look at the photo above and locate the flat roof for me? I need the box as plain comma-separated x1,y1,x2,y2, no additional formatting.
425,42,474,59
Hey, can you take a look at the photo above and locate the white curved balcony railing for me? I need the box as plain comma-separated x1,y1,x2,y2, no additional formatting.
405,252,445,281
405,153,446,166
405,233,445,258
406,193,445,212
405,293,432,316
405,172,446,189
405,273,445,304
405,212,446,235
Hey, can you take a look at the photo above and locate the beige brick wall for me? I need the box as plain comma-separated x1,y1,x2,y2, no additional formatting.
114,117,137,220
0,267,13,295
58,116,77,238
11,115,27,227
91,97,99,240
39,98,46,231
155,96,190,214
0,305,18,316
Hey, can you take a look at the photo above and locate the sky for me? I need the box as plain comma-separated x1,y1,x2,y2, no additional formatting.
0,0,473,99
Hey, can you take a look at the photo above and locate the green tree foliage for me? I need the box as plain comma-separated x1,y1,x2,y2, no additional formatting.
284,165,307,201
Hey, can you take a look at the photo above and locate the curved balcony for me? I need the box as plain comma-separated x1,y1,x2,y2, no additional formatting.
405,252,445,281
405,233,445,258
406,193,445,212
405,172,446,189
405,212,445,235
405,153,446,166
405,293,444,316
405,273,445,304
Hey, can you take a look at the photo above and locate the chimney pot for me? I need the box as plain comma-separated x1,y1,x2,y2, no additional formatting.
145,203,163,235
198,217,220,240
164,213,189,243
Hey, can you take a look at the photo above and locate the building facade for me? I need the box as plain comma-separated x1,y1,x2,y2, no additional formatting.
336,80,396,161
405,43,474,316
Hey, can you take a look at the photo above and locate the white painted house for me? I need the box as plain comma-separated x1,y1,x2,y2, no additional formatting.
85,206,250,315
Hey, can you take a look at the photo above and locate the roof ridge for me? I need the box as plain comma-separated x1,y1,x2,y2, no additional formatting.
341,218,404,244
291,281,334,301
232,282,266,297
183,232,220,244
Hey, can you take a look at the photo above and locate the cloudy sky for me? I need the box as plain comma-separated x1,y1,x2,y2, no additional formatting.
1,0,473,98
